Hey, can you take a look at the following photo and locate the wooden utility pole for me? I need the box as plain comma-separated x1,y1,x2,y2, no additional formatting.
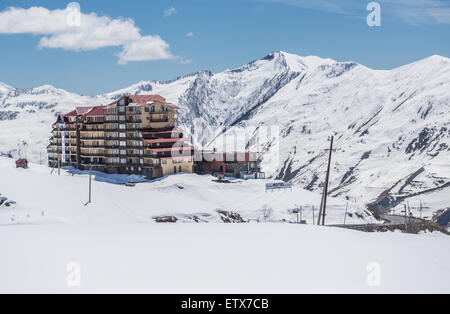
318,136,334,226
419,200,423,220
344,202,349,225
404,204,408,233
312,205,315,225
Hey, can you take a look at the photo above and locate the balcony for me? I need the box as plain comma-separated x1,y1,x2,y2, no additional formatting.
80,145,104,149
80,136,105,140
79,152,104,157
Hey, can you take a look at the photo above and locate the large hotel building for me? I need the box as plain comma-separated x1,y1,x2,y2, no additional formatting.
47,95,194,178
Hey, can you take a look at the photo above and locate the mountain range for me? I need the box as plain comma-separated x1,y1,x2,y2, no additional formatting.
0,51,449,220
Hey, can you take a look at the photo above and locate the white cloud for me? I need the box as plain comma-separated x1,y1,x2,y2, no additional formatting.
164,6,177,17
0,6,175,63
186,32,194,37
118,36,174,65
180,58,193,64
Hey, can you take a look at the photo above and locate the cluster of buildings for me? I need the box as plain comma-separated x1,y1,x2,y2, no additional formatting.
47,94,263,180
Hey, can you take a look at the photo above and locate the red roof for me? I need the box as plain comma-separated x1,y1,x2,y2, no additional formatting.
16,159,28,165
166,103,180,110
129,95,166,105
107,95,179,110
142,128,183,134
75,106,106,116
145,138,188,144
64,110,77,117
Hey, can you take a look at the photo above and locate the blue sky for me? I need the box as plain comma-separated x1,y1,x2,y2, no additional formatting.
0,0,449,95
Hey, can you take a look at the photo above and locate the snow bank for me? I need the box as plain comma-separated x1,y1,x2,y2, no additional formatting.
0,223,449,293
0,157,376,225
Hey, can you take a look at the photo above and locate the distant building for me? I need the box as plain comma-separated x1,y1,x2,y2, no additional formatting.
194,151,264,179
15,159,28,169
47,95,194,178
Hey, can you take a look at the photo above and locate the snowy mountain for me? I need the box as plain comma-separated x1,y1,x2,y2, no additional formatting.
0,51,449,218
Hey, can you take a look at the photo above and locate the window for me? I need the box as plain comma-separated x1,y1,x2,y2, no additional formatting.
119,133,126,138
120,150,126,155
118,106,125,113
119,99,125,106
162,160,167,165
120,141,126,146
119,124,126,130
145,107,149,112
120,158,126,164
151,106,155,113
119,116,125,121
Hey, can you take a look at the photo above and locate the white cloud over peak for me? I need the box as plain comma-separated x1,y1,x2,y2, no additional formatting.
0,6,175,64
164,7,177,17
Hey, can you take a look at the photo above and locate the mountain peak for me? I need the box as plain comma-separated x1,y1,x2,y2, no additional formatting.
0,81,15,92
266,51,337,71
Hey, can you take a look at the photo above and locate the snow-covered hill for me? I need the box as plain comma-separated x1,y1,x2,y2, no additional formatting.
0,51,449,217
0,157,376,226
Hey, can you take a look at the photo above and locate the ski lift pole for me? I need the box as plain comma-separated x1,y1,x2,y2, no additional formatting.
88,164,92,204
344,202,349,225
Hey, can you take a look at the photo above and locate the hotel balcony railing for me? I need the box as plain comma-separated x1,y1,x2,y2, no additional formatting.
126,152,143,158
79,152,105,157
80,136,105,140
80,145,104,149
148,110,169,114
104,127,140,131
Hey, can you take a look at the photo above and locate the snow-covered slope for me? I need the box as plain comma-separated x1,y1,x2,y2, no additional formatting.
0,85,109,160
1,51,449,217
0,157,376,226
1,223,449,293
207,53,450,217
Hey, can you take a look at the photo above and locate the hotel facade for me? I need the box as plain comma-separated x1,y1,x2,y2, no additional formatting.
47,95,194,178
